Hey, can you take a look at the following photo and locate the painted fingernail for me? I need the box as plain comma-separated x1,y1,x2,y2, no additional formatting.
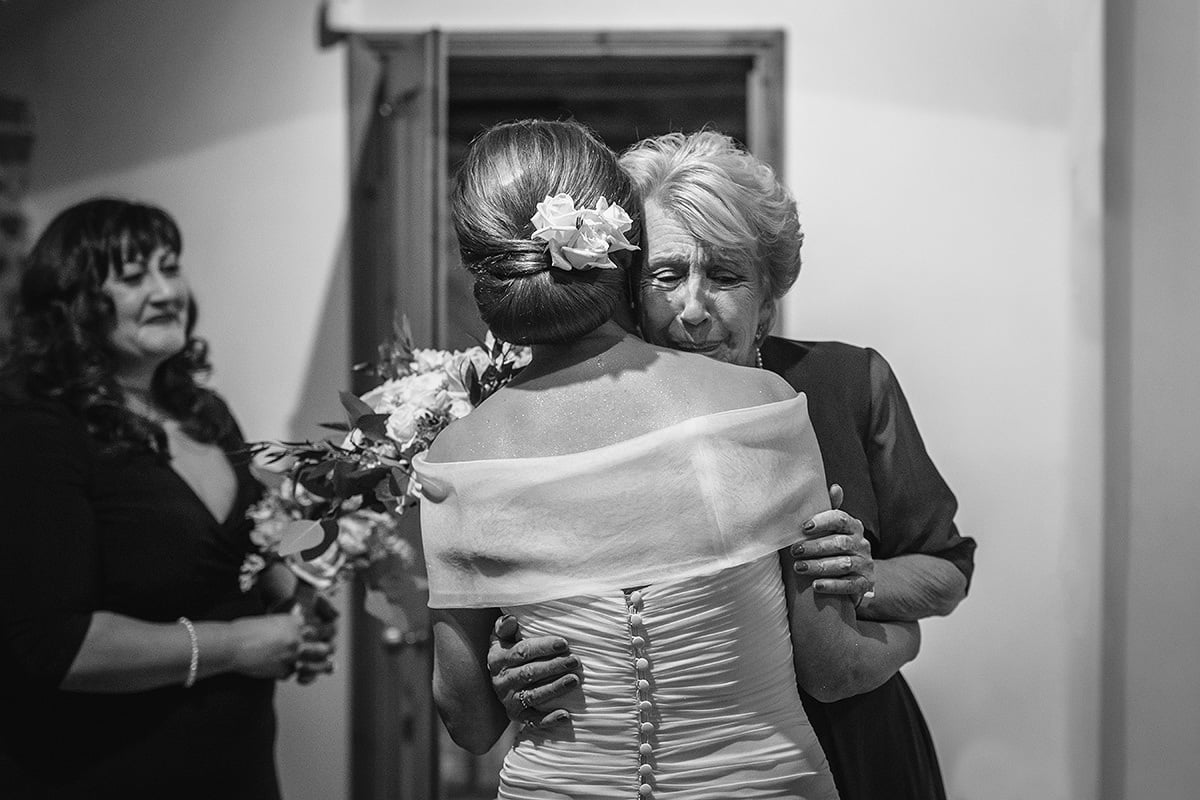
553,639,569,652
802,520,815,532
564,657,580,669
794,561,809,573
564,674,579,687
548,710,571,724
792,543,804,556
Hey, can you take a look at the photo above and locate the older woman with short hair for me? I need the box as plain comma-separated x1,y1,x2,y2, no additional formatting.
490,130,975,800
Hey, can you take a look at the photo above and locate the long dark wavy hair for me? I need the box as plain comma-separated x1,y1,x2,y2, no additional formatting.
0,197,231,457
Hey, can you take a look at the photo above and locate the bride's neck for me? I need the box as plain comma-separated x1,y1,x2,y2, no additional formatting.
525,321,639,373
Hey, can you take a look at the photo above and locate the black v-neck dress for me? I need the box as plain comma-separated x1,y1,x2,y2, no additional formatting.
0,396,279,799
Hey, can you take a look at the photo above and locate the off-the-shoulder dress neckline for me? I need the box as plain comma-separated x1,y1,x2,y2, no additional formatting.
416,394,802,468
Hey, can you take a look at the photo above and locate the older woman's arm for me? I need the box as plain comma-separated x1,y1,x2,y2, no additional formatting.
781,552,922,702
858,555,966,620
432,607,510,754
791,348,976,622
794,510,968,620
793,513,966,621
859,347,975,619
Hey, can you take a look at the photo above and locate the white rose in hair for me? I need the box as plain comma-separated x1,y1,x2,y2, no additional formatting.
530,194,638,271
594,197,637,252
531,193,580,243
561,215,615,269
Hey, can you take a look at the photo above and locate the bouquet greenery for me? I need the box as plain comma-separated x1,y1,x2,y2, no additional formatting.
242,317,530,624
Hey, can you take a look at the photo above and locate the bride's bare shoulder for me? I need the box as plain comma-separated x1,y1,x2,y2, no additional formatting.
424,390,520,463
654,349,796,407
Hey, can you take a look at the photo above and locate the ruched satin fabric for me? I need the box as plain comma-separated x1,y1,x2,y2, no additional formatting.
498,556,838,799
414,395,830,609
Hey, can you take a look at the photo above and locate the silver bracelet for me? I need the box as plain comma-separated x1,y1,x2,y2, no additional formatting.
177,616,199,688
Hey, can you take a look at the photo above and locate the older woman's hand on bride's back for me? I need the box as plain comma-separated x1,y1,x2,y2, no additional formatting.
488,614,579,727
791,484,876,605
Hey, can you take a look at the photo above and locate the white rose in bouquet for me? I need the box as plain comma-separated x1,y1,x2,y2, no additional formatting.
411,348,455,373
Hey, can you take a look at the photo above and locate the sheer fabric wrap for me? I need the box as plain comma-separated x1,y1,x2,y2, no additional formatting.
414,395,829,608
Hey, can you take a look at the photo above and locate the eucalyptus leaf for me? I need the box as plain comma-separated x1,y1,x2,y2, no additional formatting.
399,315,414,351
300,519,341,561
466,363,481,406
339,391,376,424
277,520,328,557
301,460,337,479
356,412,391,442
249,463,287,492
297,461,337,497
342,465,389,496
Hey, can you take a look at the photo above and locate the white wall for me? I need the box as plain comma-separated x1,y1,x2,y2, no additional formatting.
3,1,1112,798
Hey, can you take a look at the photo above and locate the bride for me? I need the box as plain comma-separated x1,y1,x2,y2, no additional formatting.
415,120,909,799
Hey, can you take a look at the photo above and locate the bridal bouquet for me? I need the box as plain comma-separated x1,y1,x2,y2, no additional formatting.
242,316,530,622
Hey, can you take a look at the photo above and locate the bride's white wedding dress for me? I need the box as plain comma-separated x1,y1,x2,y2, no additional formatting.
416,396,840,800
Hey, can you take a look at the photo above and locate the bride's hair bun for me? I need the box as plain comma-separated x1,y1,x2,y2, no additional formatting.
451,120,641,345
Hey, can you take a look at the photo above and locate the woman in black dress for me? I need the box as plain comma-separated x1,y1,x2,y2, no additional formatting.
0,198,335,799
490,131,976,800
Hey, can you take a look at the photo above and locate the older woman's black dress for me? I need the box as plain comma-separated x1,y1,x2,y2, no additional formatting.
0,397,278,800
761,337,977,800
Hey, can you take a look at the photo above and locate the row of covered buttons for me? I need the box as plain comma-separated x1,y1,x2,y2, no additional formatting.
626,588,655,797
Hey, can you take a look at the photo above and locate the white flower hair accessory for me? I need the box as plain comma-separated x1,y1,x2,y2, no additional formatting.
530,192,639,271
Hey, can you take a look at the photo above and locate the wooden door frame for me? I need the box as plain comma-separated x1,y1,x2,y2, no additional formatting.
345,29,786,799
347,32,446,800
440,29,785,172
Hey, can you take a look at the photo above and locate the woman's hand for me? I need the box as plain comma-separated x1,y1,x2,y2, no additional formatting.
294,593,338,684
790,484,875,605
228,611,306,680
487,615,578,727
